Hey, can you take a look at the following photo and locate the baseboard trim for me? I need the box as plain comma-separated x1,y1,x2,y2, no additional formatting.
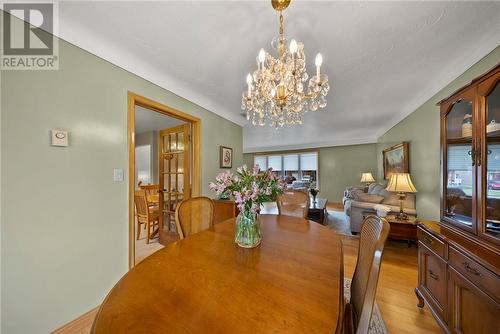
51,306,99,334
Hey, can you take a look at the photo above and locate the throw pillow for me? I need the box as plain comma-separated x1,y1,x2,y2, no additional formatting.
368,183,378,193
369,184,384,195
346,188,364,200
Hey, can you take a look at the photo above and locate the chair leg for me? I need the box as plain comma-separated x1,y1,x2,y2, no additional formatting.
146,220,151,244
137,221,141,240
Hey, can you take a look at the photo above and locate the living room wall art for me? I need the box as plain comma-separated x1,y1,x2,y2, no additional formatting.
383,142,409,179
220,146,233,168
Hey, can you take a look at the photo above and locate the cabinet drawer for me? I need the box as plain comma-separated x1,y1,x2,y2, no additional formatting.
418,227,446,259
449,246,500,303
418,244,447,318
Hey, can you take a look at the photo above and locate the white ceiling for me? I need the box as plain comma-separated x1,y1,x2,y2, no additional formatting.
135,105,185,134
54,1,500,152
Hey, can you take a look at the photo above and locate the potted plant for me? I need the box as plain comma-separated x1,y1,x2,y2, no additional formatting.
210,165,285,248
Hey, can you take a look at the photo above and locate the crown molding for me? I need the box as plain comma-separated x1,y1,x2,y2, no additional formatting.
243,137,378,154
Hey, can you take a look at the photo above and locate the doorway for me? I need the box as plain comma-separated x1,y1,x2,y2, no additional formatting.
128,92,201,267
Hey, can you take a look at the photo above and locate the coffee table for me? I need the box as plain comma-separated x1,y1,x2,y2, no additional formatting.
308,198,328,224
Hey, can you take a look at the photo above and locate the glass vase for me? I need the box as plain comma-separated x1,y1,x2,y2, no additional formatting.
235,211,261,248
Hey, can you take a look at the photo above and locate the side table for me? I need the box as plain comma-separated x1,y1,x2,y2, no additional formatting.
362,211,418,247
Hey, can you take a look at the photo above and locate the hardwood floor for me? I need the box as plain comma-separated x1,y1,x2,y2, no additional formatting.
51,307,99,334
55,226,441,333
135,225,164,264
327,202,345,211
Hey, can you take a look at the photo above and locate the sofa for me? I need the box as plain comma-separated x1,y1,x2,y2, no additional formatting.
343,183,417,233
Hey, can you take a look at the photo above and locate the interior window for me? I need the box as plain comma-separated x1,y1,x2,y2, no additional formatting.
268,155,283,177
284,154,299,183
253,151,319,187
254,156,267,170
300,152,318,183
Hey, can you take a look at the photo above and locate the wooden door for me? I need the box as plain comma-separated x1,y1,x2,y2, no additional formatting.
441,89,478,234
158,124,190,244
448,267,500,334
477,67,500,246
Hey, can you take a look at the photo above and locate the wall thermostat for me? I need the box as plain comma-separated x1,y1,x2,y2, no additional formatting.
51,130,69,147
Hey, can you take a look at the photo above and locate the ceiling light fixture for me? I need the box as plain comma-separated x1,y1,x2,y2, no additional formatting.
242,0,330,128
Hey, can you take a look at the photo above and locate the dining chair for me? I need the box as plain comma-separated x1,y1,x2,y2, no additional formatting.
343,215,390,334
175,197,214,239
138,182,160,208
277,190,310,218
134,189,160,244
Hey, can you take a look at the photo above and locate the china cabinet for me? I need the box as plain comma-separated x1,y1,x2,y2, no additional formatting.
416,64,500,334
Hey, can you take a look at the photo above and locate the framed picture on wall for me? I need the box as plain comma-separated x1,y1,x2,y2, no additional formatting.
383,142,409,179
220,146,233,168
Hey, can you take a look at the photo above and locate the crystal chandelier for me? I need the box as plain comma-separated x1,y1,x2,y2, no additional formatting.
242,0,329,128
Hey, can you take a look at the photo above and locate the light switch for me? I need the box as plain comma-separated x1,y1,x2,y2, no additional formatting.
113,168,124,182
51,130,68,147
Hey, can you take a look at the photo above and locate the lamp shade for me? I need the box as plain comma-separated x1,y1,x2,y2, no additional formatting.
360,172,375,183
386,173,417,193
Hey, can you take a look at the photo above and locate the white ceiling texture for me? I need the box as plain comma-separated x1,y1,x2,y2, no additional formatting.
55,1,500,152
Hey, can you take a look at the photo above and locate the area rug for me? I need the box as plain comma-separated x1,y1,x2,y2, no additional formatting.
344,278,388,334
324,210,352,236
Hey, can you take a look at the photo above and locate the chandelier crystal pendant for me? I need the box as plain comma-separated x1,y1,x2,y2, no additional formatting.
242,0,330,128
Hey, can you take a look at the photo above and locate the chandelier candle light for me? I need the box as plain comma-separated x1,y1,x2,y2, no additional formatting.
242,0,330,128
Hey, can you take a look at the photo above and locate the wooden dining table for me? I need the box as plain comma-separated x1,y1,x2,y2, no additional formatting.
92,215,344,333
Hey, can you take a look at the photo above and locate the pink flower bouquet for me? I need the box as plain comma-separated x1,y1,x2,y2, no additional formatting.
210,165,285,248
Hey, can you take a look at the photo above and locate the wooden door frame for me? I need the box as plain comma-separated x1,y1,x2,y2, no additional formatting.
128,92,201,268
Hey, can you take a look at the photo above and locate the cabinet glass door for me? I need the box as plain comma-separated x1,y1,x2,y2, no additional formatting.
444,97,475,231
482,79,500,242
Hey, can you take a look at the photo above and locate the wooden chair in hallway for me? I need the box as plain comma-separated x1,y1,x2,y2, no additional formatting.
277,190,309,218
343,215,390,334
134,190,160,244
138,182,160,208
175,197,214,239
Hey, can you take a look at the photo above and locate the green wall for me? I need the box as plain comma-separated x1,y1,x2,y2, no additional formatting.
243,153,254,168
319,144,378,202
1,39,242,332
243,143,378,203
377,46,500,221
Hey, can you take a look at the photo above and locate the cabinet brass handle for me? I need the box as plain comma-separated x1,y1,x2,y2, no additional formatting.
424,236,434,245
462,262,481,276
429,270,439,280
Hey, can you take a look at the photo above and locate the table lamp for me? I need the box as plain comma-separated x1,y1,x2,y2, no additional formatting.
386,173,417,220
360,172,375,189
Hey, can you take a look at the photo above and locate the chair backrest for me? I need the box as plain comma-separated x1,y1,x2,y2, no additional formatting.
138,183,160,196
134,190,149,223
350,215,390,334
175,197,214,239
277,190,310,218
